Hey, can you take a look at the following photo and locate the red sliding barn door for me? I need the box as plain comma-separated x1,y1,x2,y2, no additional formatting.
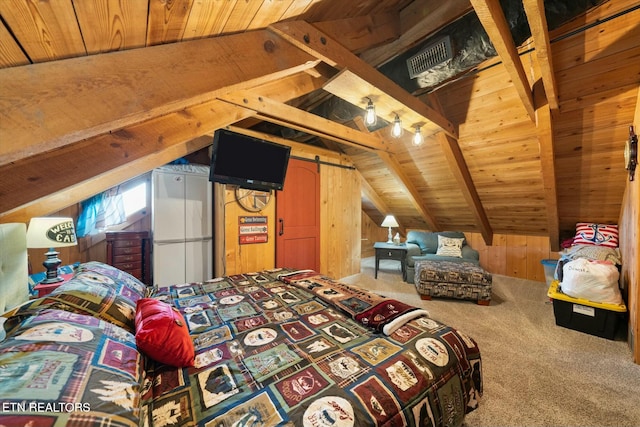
275,158,320,272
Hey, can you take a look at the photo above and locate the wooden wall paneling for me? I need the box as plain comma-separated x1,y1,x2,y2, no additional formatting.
619,175,639,363
361,211,389,258
526,235,556,283
320,153,362,279
0,0,86,62
466,232,558,281
619,93,639,363
215,143,361,280
220,186,276,276
73,0,147,54
0,20,29,68
505,234,528,279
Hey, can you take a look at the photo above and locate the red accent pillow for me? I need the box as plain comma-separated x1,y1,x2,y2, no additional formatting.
573,223,619,248
135,298,194,367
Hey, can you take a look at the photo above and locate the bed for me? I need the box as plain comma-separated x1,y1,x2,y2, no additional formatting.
0,223,482,427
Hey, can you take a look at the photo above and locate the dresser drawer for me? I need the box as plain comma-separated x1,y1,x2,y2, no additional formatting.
113,245,142,256
106,231,150,285
114,261,143,272
112,239,144,248
113,253,142,264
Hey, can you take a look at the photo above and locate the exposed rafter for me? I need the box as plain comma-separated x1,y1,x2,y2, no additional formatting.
217,91,393,153
523,0,559,111
359,0,472,67
470,0,536,122
358,170,407,236
268,20,459,139
0,71,327,222
428,93,493,245
533,80,560,251
353,117,440,231
0,30,320,166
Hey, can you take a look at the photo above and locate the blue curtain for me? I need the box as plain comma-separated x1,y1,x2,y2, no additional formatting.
76,187,126,237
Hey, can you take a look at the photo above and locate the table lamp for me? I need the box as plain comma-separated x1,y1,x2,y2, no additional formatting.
381,215,399,244
27,217,77,284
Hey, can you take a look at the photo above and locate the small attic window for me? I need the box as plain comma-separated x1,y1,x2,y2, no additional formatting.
122,182,147,217
77,176,148,237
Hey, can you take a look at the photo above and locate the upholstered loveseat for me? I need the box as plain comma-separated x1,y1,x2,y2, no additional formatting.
404,230,480,283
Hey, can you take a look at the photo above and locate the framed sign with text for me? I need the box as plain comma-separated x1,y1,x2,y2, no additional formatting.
238,216,268,244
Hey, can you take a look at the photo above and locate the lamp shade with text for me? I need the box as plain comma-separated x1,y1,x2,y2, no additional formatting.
27,217,77,284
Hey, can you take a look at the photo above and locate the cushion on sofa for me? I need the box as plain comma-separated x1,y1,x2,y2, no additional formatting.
435,235,464,257
406,230,466,254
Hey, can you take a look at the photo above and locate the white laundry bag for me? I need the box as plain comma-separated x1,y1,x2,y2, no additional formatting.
561,258,622,305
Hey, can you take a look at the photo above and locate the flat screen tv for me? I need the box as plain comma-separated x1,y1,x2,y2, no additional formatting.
209,129,291,192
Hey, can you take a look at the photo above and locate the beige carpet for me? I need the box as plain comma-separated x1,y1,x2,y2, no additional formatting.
341,257,640,427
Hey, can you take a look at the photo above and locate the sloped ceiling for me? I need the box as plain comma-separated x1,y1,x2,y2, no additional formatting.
0,0,638,251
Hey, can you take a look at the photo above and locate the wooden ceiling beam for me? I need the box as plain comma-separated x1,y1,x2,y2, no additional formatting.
359,0,472,67
470,0,536,122
435,131,494,244
428,93,493,245
353,117,439,231
217,90,392,153
359,171,407,236
0,102,252,223
360,172,389,218
523,0,559,111
268,20,458,139
1,72,327,222
0,29,319,166
534,80,560,251
314,13,400,55
377,150,440,231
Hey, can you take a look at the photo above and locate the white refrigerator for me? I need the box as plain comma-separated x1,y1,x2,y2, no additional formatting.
152,166,212,286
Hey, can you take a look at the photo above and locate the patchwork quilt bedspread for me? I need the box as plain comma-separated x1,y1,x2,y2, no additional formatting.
145,268,482,426
0,263,482,427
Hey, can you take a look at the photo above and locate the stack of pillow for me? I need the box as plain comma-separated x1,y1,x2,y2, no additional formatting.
558,223,622,305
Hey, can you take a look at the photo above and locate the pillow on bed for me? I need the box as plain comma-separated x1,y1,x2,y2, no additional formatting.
573,223,619,248
4,273,140,334
75,261,148,299
435,235,464,257
135,298,194,367
0,308,144,424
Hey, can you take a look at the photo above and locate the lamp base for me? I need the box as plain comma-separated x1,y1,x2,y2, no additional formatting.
386,227,393,244
41,249,63,284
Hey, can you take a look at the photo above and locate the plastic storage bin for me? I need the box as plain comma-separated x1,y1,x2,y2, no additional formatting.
540,259,558,287
547,281,627,340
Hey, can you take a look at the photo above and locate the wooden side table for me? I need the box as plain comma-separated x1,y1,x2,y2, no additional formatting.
374,242,408,280
106,231,150,284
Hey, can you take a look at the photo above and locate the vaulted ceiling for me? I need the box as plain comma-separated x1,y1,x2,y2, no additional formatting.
1,0,638,251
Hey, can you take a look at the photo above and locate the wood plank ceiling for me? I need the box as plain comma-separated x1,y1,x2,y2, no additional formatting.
0,0,638,251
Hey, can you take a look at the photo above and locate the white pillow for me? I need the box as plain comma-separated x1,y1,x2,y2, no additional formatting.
436,235,464,257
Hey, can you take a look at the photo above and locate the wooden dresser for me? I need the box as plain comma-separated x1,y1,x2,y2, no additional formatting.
105,231,150,285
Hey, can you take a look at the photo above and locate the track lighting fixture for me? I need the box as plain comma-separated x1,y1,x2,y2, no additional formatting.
364,97,377,126
412,126,423,146
391,114,403,138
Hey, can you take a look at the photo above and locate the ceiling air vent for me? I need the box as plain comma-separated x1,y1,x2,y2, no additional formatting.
406,36,453,79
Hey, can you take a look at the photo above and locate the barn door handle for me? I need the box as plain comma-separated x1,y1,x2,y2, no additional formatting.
279,218,284,236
